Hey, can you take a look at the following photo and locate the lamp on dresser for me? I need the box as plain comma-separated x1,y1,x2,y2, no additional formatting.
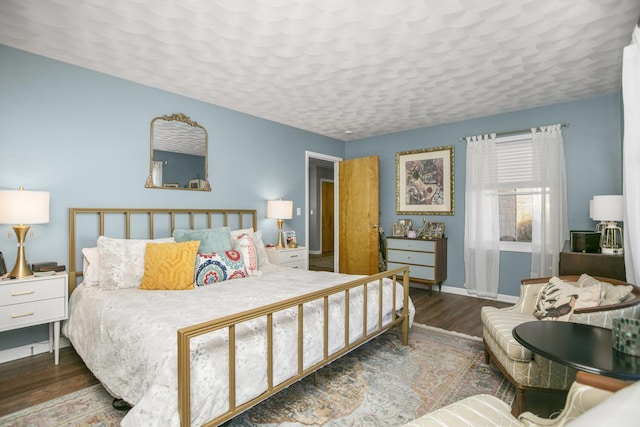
267,199,293,249
592,195,624,255
0,187,50,277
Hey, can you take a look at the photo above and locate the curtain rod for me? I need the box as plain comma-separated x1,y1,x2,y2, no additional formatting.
459,122,569,143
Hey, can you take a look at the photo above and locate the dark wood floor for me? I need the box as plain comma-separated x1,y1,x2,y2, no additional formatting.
0,288,562,418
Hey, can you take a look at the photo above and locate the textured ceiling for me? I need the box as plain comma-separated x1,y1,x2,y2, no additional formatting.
1,0,639,141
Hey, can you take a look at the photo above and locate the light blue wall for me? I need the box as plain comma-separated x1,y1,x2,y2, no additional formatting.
346,93,623,296
0,45,344,351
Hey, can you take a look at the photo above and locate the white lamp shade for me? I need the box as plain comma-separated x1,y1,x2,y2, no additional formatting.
267,200,293,219
0,190,50,224
591,195,623,222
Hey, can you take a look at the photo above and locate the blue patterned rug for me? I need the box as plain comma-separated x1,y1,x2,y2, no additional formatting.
0,324,513,427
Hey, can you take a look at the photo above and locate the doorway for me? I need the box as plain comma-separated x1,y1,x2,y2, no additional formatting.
305,152,341,272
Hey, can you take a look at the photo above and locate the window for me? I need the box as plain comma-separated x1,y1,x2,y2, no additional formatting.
495,134,539,253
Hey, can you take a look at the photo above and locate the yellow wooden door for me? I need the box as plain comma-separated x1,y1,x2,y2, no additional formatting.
338,156,379,275
321,181,334,253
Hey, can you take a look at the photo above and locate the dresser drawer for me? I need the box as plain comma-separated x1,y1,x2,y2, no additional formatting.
387,249,435,266
387,238,435,252
0,297,66,331
0,276,66,307
388,262,436,281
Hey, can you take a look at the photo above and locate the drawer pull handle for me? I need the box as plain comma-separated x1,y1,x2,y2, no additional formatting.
11,312,35,319
11,290,34,296
290,255,298,258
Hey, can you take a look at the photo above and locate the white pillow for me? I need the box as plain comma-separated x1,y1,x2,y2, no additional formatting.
231,228,270,267
81,247,100,287
97,236,175,291
577,274,633,306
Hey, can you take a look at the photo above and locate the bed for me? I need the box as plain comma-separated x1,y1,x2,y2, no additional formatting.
64,208,414,426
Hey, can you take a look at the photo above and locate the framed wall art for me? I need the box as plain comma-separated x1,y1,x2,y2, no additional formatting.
396,145,454,215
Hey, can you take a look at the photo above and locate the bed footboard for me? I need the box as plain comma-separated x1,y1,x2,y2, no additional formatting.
177,266,410,427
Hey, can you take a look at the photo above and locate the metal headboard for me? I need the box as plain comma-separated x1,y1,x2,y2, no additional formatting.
68,208,257,294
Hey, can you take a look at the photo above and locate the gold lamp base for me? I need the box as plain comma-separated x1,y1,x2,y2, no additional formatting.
275,218,285,249
9,225,33,278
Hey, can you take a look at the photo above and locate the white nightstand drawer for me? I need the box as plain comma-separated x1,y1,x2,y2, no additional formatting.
267,247,308,269
279,250,305,263
0,275,66,307
387,262,435,281
387,238,435,252
387,250,435,266
0,297,66,331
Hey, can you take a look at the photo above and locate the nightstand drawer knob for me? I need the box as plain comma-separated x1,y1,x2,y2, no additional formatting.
11,311,35,319
11,290,34,296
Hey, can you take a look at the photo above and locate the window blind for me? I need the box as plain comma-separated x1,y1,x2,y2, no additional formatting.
496,135,532,188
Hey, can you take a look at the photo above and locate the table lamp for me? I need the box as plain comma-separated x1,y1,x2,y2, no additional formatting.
0,187,50,277
267,200,293,249
591,195,623,255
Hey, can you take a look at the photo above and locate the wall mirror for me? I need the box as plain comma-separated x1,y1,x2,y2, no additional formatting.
145,113,211,191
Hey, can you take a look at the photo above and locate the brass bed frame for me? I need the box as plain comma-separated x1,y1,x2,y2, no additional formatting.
68,207,411,427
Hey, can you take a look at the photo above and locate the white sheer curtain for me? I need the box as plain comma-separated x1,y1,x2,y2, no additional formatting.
623,24,640,283
464,134,501,297
152,161,163,186
530,125,569,278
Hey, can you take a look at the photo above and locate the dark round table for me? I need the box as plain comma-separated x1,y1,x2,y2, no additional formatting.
513,321,640,381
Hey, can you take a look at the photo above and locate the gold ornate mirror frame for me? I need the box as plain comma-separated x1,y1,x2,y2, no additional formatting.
145,113,211,191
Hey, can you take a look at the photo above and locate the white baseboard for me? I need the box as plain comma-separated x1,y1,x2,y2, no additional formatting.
0,337,70,364
409,282,519,304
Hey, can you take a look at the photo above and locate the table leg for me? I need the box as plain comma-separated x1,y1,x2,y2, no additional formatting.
53,321,60,365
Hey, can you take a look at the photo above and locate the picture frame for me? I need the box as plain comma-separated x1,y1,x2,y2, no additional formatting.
392,223,405,237
283,230,298,248
427,222,445,238
396,145,454,215
397,218,412,235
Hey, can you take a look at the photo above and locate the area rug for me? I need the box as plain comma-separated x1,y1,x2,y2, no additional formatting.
0,324,514,427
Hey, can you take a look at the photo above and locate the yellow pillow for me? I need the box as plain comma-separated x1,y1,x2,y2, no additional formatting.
139,241,199,290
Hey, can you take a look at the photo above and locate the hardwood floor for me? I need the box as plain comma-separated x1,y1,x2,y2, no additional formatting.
0,288,561,419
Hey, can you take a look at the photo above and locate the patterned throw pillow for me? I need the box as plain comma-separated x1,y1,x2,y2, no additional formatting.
139,241,200,290
195,250,248,286
533,276,601,321
232,234,259,275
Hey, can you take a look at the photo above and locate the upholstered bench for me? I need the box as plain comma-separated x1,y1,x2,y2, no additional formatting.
481,274,640,415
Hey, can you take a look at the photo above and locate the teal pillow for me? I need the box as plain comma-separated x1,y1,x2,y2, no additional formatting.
172,227,232,254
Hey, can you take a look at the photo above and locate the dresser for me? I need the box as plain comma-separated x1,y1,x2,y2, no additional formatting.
266,246,308,269
559,241,626,281
0,272,68,364
386,237,447,295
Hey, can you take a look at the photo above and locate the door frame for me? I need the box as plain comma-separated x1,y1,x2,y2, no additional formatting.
305,151,342,270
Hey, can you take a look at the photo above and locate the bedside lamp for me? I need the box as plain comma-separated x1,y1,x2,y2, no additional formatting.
592,195,623,255
0,187,50,277
267,200,293,249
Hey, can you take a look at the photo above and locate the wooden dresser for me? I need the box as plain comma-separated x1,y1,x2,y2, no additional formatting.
386,237,447,295
559,241,626,281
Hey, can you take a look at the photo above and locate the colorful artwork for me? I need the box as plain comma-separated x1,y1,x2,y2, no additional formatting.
396,146,454,215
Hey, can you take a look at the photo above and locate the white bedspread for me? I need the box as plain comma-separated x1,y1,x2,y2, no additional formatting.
63,265,414,426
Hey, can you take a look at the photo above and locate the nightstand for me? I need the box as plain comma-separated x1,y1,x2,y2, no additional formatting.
0,272,68,364
266,246,308,269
